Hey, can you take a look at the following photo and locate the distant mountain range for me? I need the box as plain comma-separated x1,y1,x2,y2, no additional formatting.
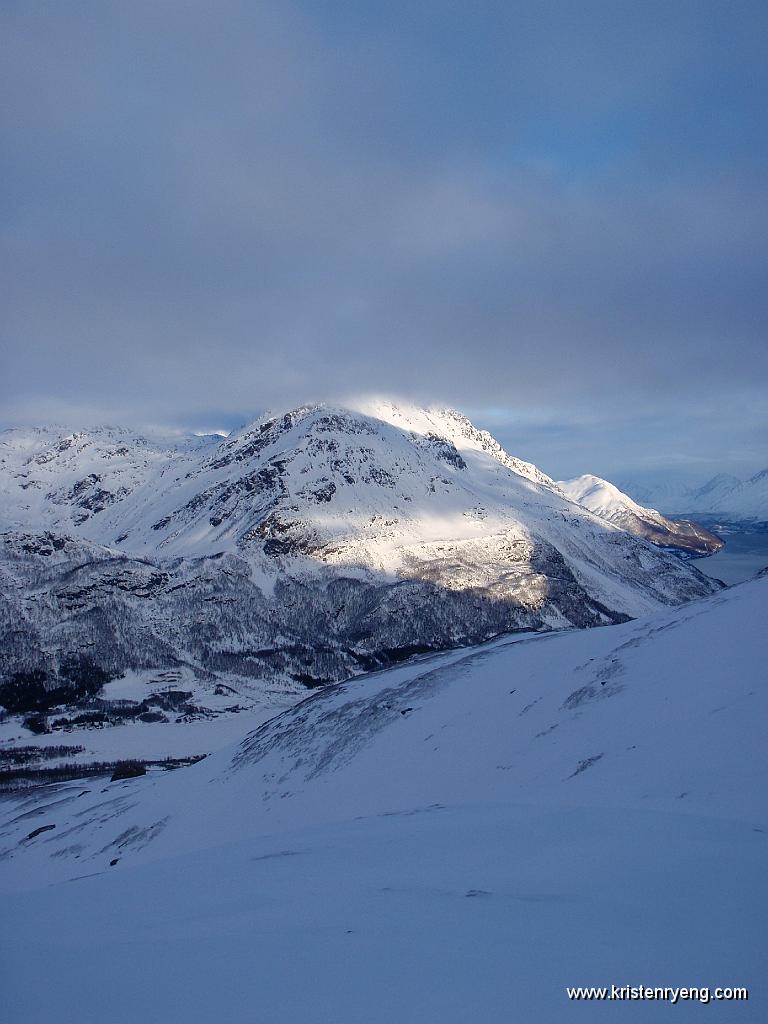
0,401,719,723
558,474,723,555
616,469,768,522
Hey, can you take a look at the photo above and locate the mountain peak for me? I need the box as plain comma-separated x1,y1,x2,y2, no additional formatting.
0,401,722,733
558,473,723,556
558,473,646,516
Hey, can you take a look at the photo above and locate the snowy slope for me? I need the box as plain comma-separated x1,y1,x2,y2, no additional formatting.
1,576,765,1023
0,403,721,719
0,424,219,535
559,474,723,554
0,404,557,556
618,470,768,521
720,469,768,520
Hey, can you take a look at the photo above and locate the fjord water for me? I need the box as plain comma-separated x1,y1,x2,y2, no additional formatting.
693,526,768,584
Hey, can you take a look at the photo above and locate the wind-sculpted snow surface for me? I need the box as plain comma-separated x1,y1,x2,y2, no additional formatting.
229,646,501,780
0,578,765,1023
0,402,720,705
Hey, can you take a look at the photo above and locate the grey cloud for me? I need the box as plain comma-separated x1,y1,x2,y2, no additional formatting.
1,1,767,477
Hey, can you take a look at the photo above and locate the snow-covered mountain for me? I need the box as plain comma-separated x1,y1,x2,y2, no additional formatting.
2,574,764,1023
0,402,720,726
717,468,768,521
0,405,557,555
558,474,723,555
0,424,219,535
618,469,768,521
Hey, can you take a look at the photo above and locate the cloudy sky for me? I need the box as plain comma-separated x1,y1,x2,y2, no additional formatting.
2,1,767,481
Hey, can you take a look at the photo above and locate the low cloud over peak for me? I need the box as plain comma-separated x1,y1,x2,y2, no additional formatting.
2,1,767,478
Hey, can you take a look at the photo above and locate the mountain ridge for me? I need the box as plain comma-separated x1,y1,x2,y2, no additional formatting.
558,473,723,555
617,468,768,521
0,401,720,740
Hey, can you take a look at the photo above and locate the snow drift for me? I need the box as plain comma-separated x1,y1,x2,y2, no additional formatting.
1,575,765,1022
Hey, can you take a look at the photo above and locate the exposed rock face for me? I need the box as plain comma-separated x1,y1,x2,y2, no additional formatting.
613,515,723,555
0,402,720,706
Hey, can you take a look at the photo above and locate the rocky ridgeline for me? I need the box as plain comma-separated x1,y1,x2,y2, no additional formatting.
0,402,721,720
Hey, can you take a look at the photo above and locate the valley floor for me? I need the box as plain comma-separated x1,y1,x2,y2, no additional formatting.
0,670,300,783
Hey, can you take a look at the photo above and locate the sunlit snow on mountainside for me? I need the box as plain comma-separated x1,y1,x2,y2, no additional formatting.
559,474,723,556
1,402,720,734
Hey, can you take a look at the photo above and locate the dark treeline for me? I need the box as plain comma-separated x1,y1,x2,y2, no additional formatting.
0,754,206,792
